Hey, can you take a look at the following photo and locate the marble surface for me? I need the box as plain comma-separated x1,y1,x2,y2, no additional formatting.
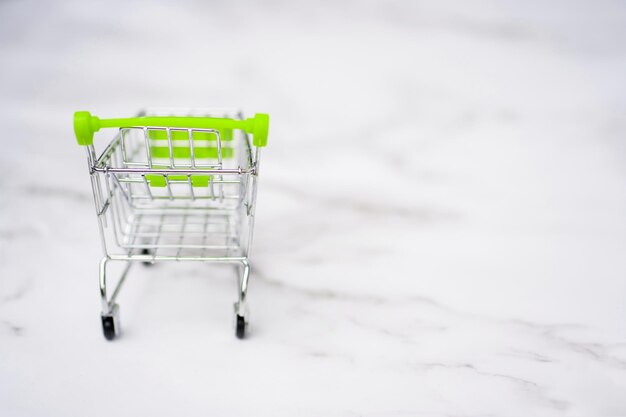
1,0,626,416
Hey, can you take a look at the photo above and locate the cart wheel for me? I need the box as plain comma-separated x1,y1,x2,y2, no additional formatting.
140,248,153,266
101,304,120,341
235,315,246,339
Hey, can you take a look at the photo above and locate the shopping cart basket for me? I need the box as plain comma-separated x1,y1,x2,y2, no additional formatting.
73,108,269,340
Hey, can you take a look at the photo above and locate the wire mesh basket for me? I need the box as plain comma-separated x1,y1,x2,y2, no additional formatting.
74,107,270,340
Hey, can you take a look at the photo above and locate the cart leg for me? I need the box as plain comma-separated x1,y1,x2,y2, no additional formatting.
234,258,250,339
99,257,131,341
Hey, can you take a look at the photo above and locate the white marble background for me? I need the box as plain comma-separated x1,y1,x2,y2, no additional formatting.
1,0,626,416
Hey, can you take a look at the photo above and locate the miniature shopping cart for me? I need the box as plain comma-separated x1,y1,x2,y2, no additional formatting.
73,108,269,340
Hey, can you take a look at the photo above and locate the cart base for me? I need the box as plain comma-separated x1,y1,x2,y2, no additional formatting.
98,256,251,341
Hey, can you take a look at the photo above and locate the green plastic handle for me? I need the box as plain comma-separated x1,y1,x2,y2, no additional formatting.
74,111,269,147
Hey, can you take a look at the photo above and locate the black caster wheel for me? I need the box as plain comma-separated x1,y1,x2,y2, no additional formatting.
140,248,153,266
101,304,120,341
235,315,247,339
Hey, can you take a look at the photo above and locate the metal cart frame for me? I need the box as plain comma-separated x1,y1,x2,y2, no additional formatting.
76,108,269,340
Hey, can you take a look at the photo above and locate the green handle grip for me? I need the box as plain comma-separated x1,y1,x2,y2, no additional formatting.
74,111,269,147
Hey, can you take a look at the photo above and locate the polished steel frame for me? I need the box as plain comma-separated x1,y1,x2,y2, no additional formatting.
85,108,260,336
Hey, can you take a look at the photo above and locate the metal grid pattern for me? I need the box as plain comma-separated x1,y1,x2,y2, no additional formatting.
83,107,263,339
87,108,259,261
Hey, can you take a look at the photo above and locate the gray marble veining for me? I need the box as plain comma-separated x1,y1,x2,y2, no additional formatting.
1,0,626,416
